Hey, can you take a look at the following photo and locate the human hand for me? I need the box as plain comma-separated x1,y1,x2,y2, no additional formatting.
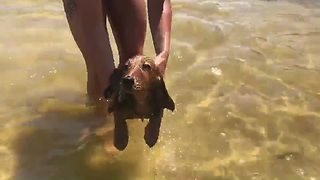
154,51,169,76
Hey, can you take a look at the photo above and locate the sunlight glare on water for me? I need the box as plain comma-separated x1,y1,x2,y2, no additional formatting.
1,0,320,179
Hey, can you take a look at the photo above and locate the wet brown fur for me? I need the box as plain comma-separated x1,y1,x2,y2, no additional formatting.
104,55,175,150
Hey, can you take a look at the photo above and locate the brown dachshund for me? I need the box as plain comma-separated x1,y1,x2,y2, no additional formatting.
104,55,175,150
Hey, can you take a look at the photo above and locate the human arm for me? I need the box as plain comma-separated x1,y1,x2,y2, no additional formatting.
147,0,172,75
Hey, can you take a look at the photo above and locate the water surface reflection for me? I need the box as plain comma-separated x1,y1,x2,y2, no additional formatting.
0,0,320,179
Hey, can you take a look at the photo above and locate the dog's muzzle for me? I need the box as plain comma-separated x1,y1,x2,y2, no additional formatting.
122,75,134,90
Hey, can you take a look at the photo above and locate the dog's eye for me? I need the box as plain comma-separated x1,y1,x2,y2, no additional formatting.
142,63,151,71
123,64,129,70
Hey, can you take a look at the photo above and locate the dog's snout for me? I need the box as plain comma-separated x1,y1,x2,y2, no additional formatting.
122,75,134,88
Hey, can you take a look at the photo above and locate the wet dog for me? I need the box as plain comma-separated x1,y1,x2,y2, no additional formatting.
104,55,175,150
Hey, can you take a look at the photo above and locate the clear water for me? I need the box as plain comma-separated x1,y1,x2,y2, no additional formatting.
1,0,320,179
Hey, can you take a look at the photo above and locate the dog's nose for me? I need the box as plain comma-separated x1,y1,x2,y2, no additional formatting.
122,75,134,88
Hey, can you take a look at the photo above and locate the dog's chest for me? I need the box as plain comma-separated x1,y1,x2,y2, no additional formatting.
133,102,153,117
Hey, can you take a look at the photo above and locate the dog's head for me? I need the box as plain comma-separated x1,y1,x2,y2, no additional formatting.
104,55,175,115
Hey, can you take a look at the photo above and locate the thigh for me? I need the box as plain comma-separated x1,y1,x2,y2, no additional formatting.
63,0,108,58
63,0,115,99
104,0,147,65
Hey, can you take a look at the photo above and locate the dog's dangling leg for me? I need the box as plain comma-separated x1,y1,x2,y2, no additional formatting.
113,115,129,150
144,110,163,147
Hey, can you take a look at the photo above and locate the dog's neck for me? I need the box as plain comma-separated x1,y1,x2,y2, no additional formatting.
133,91,149,105
133,91,152,116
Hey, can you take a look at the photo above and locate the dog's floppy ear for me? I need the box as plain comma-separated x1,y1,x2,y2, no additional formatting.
104,69,122,99
154,77,175,111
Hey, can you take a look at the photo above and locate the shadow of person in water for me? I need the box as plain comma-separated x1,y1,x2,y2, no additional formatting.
9,96,145,180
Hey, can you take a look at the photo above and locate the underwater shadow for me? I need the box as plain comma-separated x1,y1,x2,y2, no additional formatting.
9,97,144,180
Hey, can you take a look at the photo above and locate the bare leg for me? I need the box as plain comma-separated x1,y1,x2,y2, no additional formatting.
62,0,115,105
103,0,147,66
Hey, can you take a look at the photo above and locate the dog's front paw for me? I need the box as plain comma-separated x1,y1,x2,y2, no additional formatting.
114,120,129,151
144,120,161,148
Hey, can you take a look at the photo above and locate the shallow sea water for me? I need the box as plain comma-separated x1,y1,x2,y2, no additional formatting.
1,0,320,179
